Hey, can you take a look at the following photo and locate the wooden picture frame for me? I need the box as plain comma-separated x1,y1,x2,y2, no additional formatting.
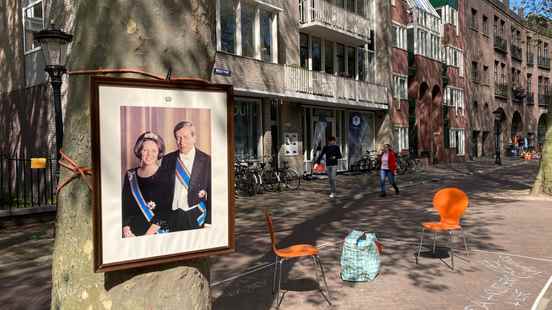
90,76,235,272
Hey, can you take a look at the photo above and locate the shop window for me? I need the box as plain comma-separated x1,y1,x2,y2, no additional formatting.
234,100,261,160
23,0,44,53
449,128,465,155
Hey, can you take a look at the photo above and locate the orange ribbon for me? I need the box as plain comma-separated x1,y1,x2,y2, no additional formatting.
56,150,93,193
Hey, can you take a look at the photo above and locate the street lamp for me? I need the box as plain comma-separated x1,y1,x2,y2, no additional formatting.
493,110,502,165
33,23,73,160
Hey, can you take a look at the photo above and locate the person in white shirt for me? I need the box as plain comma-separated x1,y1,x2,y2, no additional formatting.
160,121,211,232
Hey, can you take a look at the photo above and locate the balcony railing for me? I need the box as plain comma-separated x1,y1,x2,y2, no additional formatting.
527,52,535,66
494,35,507,53
538,56,551,70
284,65,387,105
510,44,522,62
494,82,508,98
512,86,525,103
526,92,534,105
299,0,372,43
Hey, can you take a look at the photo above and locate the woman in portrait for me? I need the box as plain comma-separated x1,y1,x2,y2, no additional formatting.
122,131,170,238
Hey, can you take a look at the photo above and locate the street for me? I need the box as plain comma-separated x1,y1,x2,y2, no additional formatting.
2,159,552,309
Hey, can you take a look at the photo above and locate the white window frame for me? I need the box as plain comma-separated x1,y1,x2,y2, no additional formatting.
444,45,464,77
394,126,409,152
393,74,408,100
392,22,407,50
216,0,280,63
444,86,465,115
22,0,44,54
449,128,465,155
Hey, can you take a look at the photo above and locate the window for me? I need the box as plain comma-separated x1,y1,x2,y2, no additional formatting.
347,47,356,78
260,10,273,62
471,61,478,82
300,33,309,69
217,1,279,62
393,23,407,50
483,65,489,84
528,74,532,92
337,43,346,76
482,15,489,35
442,6,459,33
23,0,44,53
444,87,465,115
449,128,465,155
471,8,478,30
312,37,322,71
235,100,261,160
444,46,464,76
241,2,255,57
325,41,334,74
393,74,408,100
393,127,409,152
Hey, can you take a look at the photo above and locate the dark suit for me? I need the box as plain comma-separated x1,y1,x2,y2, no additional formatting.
160,149,211,232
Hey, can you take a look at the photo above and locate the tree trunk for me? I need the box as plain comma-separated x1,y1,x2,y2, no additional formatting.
532,109,552,196
49,1,216,309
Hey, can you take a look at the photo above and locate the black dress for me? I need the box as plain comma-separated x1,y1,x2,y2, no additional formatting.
122,168,170,237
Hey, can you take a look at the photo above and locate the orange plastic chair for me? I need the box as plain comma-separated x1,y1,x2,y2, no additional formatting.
265,210,331,308
416,187,470,270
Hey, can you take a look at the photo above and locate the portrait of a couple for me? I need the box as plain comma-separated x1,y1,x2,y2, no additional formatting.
121,120,211,238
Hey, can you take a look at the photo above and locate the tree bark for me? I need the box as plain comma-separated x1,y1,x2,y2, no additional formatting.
532,109,552,196
49,1,216,309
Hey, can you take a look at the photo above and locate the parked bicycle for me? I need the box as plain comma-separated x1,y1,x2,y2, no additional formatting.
350,150,379,172
235,159,262,197
396,154,421,175
261,157,301,192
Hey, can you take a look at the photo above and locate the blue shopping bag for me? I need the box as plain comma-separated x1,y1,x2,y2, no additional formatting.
340,230,381,282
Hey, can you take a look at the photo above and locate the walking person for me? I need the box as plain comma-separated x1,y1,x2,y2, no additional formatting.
379,144,399,197
314,136,342,198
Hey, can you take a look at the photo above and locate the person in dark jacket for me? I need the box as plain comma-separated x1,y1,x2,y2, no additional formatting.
159,121,211,232
314,136,342,198
378,144,399,197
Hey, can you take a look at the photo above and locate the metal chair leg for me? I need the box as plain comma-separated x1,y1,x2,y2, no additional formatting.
312,256,321,291
460,228,469,256
276,259,284,308
315,255,332,305
416,227,425,264
272,256,279,295
448,232,455,270
432,231,437,255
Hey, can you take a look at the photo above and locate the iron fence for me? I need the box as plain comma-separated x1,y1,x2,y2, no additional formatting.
0,155,58,214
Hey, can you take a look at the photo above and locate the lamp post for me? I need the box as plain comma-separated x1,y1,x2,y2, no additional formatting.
33,23,73,160
493,110,502,165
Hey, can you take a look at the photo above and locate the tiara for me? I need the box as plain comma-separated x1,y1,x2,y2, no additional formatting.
144,132,157,140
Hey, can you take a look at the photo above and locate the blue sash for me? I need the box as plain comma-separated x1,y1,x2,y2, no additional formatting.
176,158,207,226
128,171,154,222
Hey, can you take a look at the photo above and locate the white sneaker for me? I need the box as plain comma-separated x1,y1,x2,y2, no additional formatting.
329,193,335,198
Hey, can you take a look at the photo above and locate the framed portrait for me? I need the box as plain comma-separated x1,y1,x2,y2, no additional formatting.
90,77,235,272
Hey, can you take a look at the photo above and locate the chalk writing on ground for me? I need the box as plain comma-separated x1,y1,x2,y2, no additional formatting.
464,255,543,310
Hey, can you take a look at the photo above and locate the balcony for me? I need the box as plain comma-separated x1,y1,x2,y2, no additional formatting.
494,82,508,98
510,44,522,62
284,65,388,108
538,56,551,70
299,0,372,45
526,92,534,105
512,86,525,103
494,35,507,54
211,53,388,109
527,52,535,66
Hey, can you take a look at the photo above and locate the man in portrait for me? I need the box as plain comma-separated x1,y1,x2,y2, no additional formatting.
160,121,211,232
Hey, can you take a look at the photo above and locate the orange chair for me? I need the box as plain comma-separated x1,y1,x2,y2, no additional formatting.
265,210,331,308
416,187,470,270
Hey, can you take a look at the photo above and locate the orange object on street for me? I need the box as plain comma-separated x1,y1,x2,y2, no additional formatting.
265,210,331,307
416,187,470,270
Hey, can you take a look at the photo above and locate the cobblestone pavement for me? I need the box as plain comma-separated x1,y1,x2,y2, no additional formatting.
1,158,551,310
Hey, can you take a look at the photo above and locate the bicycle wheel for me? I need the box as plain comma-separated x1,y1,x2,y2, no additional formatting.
397,158,407,175
262,169,279,192
282,168,301,190
236,172,255,196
